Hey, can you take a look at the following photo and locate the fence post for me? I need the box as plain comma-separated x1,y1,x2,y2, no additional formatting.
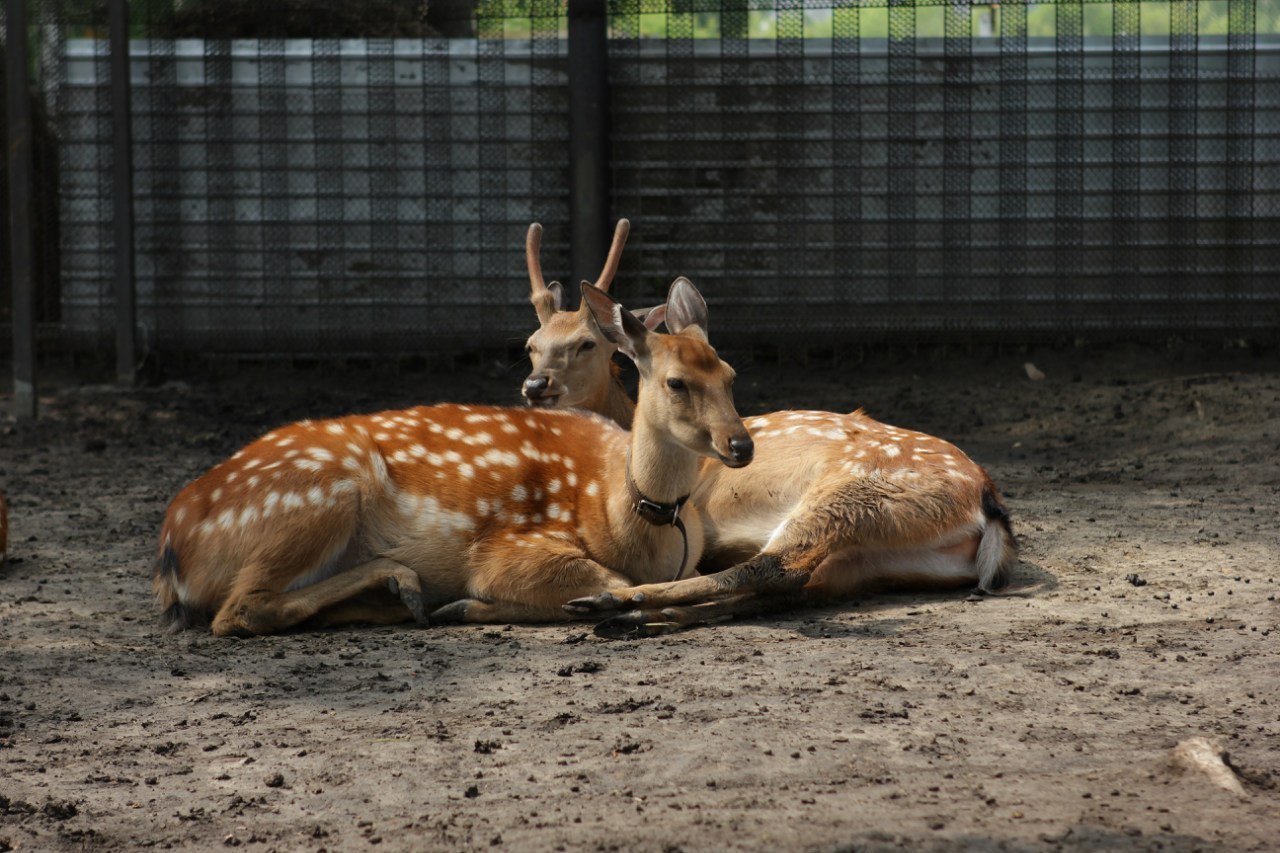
567,0,610,289
109,0,137,384
5,0,37,418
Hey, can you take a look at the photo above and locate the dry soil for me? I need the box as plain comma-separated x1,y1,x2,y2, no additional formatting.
1,342,1278,852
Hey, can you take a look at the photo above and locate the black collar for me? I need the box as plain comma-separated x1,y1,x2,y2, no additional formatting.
624,450,691,582
624,451,689,527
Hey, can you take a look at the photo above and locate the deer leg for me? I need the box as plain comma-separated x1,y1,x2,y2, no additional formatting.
432,550,639,624
210,557,427,637
592,591,808,639
564,551,818,615
307,586,459,629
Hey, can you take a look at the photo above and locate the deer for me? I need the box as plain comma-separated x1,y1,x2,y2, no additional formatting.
152,279,754,636
514,224,1017,637
522,219,665,429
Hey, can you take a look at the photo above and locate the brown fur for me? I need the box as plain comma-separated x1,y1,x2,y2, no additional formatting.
516,258,1020,632
153,284,750,636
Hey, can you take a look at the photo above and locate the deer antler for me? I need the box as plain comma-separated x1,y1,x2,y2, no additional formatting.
593,219,631,293
527,223,559,325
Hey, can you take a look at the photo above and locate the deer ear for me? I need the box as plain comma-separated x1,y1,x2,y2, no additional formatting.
664,277,708,340
582,283,649,362
631,304,667,331
547,281,564,312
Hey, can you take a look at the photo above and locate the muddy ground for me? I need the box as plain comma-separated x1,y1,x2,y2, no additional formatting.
1,342,1278,852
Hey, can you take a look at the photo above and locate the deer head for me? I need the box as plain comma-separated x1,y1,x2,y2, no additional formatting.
582,278,753,469
523,220,665,424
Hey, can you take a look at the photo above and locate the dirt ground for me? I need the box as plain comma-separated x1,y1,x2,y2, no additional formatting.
1,341,1278,852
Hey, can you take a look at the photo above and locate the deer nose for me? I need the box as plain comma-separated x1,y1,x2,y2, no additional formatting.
523,376,550,399
728,435,754,465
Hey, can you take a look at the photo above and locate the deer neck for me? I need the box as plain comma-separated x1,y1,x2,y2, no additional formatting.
583,363,636,429
620,407,700,507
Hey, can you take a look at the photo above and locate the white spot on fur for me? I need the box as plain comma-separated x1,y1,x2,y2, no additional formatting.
282,492,304,510
481,445,517,466
512,485,528,502
458,463,475,479
326,423,346,435
547,478,561,494
210,487,223,502
277,437,295,447
586,482,600,496
295,458,323,472
464,413,491,423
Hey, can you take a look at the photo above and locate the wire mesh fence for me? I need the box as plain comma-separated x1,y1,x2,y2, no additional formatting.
5,0,1280,357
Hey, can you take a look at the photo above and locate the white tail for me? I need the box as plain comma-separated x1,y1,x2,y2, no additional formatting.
153,280,752,636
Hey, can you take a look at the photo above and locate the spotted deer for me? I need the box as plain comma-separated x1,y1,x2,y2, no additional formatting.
522,219,665,428
153,280,753,636
512,230,1017,636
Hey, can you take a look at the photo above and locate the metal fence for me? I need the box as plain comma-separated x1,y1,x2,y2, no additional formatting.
5,0,1280,366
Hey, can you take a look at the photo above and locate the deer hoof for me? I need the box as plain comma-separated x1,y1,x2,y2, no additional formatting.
429,599,472,624
388,576,429,624
563,591,623,615
592,610,678,640
400,588,429,626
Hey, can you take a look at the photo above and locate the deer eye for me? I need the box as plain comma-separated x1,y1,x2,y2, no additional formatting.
666,378,686,391
579,341,596,353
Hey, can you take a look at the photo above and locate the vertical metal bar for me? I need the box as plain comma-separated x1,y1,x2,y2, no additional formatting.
567,0,609,288
5,0,37,417
109,0,137,384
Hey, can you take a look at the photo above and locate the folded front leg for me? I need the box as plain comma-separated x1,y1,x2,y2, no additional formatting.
565,552,816,616
592,590,807,639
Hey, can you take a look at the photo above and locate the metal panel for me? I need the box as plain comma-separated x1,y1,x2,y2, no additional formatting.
40,1,1280,353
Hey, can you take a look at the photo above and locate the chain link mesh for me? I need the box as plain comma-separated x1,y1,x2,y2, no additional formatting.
6,0,1279,353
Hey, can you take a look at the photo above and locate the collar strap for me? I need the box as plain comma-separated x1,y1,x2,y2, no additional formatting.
624,450,692,582
624,452,689,527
